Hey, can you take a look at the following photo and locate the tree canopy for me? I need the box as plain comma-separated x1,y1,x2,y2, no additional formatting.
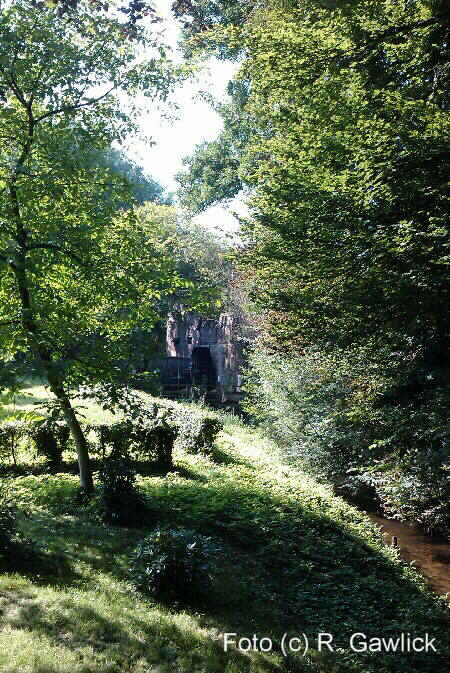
177,0,450,352
99,148,171,206
0,0,183,488
175,0,450,534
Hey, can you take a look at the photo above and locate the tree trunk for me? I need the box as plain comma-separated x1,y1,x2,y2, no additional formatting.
12,261,94,492
46,373,94,492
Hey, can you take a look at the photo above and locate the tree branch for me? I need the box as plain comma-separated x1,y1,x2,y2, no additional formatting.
378,16,443,40
25,243,89,267
352,16,446,64
35,86,116,122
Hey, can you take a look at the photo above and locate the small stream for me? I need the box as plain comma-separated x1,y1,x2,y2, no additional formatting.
367,513,450,602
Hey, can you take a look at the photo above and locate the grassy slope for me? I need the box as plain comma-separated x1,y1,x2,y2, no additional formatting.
1,391,449,673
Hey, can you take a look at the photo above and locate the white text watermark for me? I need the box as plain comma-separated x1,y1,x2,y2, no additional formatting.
222,632,437,656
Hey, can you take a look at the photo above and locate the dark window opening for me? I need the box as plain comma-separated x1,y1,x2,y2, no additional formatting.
192,347,217,390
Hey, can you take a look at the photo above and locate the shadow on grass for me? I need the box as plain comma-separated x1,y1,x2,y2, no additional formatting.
0,460,80,479
207,445,253,467
0,586,285,673
5,454,450,673
0,540,79,588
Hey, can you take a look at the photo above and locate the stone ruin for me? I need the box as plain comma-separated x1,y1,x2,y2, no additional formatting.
160,310,245,404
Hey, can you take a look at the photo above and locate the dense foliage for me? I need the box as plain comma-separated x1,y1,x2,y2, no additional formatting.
97,456,148,526
1,4,449,670
0,0,185,488
130,527,218,602
0,393,222,472
0,419,28,465
0,491,17,560
88,414,176,468
177,0,450,533
98,148,171,207
133,203,233,316
0,484,39,568
30,419,70,469
147,396,224,454
245,346,450,533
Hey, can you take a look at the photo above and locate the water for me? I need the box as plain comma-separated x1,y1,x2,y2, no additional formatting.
368,514,450,602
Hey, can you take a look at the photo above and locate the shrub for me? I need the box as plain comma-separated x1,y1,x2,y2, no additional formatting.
0,485,38,567
142,398,224,455
245,344,450,535
88,420,133,460
98,456,147,526
29,419,70,468
176,412,223,455
132,418,176,468
0,420,29,466
89,413,176,469
365,451,450,536
130,527,218,602
150,403,223,455
244,347,369,484
0,494,17,559
0,417,71,469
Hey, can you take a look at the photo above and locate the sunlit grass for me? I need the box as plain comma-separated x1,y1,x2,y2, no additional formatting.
1,386,449,673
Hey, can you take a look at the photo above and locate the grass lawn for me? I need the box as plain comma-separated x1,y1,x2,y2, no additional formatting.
0,387,449,672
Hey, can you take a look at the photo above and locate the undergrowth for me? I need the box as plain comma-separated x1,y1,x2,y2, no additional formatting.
0,391,448,673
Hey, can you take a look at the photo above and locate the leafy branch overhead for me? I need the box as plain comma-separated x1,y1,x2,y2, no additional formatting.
175,0,450,536
0,0,185,489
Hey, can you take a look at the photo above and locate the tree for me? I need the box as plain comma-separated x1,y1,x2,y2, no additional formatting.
28,0,161,40
100,148,172,206
240,0,450,352
0,0,180,490
175,0,450,530
177,0,450,352
134,202,232,315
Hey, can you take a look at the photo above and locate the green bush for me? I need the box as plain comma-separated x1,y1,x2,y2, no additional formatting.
133,419,176,468
0,420,29,466
245,345,450,535
175,410,223,455
0,417,70,469
89,413,176,468
130,527,218,602
145,399,223,455
0,485,38,567
29,419,70,468
244,347,367,483
0,495,17,559
365,452,450,536
88,420,133,459
98,456,148,527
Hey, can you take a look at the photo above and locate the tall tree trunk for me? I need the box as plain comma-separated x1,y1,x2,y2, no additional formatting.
12,259,94,492
45,371,94,492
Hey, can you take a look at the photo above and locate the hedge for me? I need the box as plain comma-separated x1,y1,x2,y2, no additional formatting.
145,398,223,455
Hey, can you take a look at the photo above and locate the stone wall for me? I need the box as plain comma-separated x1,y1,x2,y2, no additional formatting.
165,311,244,400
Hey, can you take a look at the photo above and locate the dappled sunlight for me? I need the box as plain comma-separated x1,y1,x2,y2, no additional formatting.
1,397,449,672
0,575,281,673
